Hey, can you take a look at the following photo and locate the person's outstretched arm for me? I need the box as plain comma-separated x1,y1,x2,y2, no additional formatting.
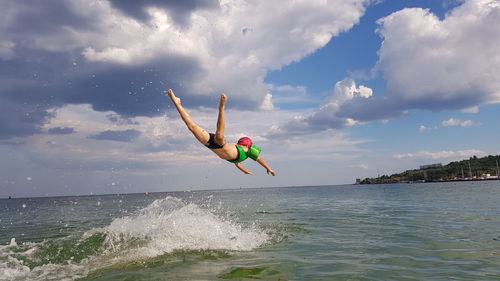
235,162,253,175
256,157,276,176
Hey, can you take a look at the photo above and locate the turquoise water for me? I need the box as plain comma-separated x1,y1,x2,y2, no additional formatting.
1,181,500,280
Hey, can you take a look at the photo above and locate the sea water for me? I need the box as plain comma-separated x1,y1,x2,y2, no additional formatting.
1,181,500,280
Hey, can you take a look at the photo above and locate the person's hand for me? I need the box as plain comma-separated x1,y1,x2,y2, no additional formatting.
267,169,276,176
166,89,181,104
219,93,227,108
245,170,254,175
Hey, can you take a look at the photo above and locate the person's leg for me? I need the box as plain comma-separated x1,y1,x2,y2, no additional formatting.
167,89,209,144
214,94,227,146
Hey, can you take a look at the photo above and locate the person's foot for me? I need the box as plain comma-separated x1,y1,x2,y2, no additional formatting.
219,93,227,108
166,89,181,104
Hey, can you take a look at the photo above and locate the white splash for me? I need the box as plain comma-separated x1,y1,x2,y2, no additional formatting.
101,196,269,259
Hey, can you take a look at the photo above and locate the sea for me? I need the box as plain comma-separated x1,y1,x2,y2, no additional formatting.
1,181,499,281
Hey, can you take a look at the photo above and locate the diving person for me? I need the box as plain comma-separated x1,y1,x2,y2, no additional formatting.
166,89,276,176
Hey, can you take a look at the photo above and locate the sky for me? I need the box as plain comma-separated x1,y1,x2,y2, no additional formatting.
1,0,500,198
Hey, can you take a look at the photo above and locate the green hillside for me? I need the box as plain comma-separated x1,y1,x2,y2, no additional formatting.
358,155,500,184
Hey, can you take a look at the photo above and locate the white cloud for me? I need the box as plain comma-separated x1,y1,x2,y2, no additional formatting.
393,149,486,160
268,84,313,107
329,78,373,104
268,78,374,137
83,47,136,64
354,164,369,170
419,125,430,132
0,0,370,112
35,104,197,172
268,130,369,161
29,102,296,172
376,0,500,111
0,0,373,142
461,106,479,113
441,117,478,127
71,0,369,106
23,99,370,176
0,40,15,60
262,0,500,137
259,93,274,110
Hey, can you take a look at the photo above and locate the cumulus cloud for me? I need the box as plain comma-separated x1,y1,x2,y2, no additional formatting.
47,127,75,135
26,102,293,172
0,0,369,140
375,0,500,111
461,106,479,113
107,0,219,26
88,129,141,142
393,150,486,160
441,117,478,127
77,0,369,105
419,117,479,132
24,104,199,172
268,78,384,137
0,41,16,60
419,125,432,132
259,93,274,111
277,0,500,138
106,114,140,125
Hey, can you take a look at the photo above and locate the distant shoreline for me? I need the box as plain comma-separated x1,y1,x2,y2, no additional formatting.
357,155,500,185
358,177,500,185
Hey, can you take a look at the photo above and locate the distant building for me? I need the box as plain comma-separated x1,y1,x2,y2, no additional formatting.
419,163,442,170
481,173,497,179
